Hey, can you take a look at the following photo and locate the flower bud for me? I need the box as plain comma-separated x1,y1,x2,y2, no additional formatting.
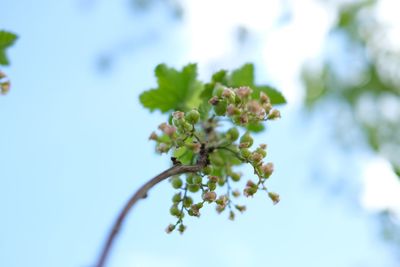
213,101,227,116
171,177,183,189
235,205,246,213
172,193,181,203
170,205,180,216
259,143,267,150
193,175,202,185
208,96,219,105
216,205,225,213
207,181,217,191
156,143,170,153
268,109,281,120
202,166,212,175
261,162,274,178
208,175,219,183
188,184,200,193
165,224,175,233
251,152,263,163
260,92,270,104
226,127,239,142
240,132,253,148
240,148,251,159
256,147,267,158
263,103,272,113
246,180,257,188
185,109,200,124
235,86,252,98
222,88,235,103
243,187,257,197
172,111,185,120
239,113,249,124
1,81,10,94
229,211,235,220
148,131,158,140
232,190,241,197
268,192,280,205
178,224,186,234
183,196,193,208
159,124,176,136
230,172,241,182
202,191,217,202
247,100,262,114
226,104,239,116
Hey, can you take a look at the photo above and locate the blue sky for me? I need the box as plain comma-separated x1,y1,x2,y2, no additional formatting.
0,1,398,267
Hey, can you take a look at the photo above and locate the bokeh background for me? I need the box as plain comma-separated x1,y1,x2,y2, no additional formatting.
1,0,400,266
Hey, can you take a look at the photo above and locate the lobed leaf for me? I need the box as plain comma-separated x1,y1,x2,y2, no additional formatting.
140,63,203,113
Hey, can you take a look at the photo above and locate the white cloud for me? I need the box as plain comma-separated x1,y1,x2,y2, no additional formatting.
361,157,400,214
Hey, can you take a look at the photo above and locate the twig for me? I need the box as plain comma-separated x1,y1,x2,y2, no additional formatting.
95,149,209,267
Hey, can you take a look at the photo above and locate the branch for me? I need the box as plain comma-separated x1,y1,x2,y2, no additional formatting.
95,149,209,267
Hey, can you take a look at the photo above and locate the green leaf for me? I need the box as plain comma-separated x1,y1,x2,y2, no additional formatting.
229,63,286,104
139,63,203,112
246,122,265,133
229,63,254,87
0,30,18,66
173,146,194,165
211,70,228,84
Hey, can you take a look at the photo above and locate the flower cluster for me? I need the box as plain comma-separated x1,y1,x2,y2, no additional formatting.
208,85,281,125
148,84,281,234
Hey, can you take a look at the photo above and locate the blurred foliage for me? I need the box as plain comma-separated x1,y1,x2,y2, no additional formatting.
302,0,400,177
0,30,18,66
0,30,17,95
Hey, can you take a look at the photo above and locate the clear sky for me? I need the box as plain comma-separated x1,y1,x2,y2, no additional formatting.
0,0,398,267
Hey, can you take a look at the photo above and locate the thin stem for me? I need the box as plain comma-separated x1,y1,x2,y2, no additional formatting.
95,156,208,267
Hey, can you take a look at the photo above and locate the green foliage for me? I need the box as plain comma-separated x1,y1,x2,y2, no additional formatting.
140,63,286,114
142,63,285,233
0,30,18,66
139,64,202,112
228,63,286,105
302,0,400,177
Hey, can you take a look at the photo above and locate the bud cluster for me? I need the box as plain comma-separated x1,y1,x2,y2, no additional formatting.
148,83,281,233
149,109,201,156
208,85,281,125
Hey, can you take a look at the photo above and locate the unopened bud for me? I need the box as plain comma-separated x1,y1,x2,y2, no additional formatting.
208,175,219,183
260,92,270,104
235,204,246,213
172,111,185,120
261,162,274,178
251,152,263,163
202,191,217,202
185,109,200,124
268,109,281,120
165,224,175,233
268,192,280,205
148,131,158,140
236,86,252,98
232,190,241,197
229,211,235,220
1,81,10,94
208,96,219,105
